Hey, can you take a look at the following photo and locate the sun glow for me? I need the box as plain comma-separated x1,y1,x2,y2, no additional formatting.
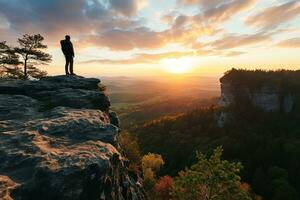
162,58,194,74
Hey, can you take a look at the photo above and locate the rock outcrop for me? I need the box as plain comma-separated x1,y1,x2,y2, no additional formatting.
219,83,293,112
0,76,144,200
219,69,298,113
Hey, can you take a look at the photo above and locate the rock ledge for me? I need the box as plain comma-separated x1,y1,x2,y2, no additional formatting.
0,76,144,200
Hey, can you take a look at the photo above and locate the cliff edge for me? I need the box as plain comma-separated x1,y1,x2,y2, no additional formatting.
0,76,144,200
219,69,300,112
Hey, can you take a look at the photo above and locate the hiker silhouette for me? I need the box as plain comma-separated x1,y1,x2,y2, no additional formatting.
60,35,75,75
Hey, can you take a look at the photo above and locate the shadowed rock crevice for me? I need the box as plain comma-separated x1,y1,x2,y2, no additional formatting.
0,75,144,200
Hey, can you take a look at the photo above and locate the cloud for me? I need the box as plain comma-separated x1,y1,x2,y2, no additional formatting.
223,51,245,57
245,1,300,30
177,0,233,9
160,14,174,25
109,0,147,16
172,0,258,45
209,32,271,50
0,0,144,43
83,28,166,51
0,0,259,53
194,48,246,57
177,0,257,22
0,0,212,51
0,0,292,62
81,48,246,65
199,0,257,23
80,51,194,64
177,0,200,6
0,0,88,35
82,13,216,51
277,38,300,48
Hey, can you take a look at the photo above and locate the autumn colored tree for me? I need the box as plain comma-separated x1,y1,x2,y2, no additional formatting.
173,147,251,200
118,132,142,173
142,153,165,174
142,153,164,198
154,176,174,200
15,34,51,79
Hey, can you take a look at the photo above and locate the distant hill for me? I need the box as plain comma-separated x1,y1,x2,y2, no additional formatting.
100,76,220,127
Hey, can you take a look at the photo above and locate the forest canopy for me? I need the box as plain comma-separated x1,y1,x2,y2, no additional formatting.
221,68,300,91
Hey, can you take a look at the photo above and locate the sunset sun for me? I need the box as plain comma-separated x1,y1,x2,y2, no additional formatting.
162,58,193,74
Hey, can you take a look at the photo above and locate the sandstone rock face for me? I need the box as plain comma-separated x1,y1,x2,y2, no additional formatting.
0,76,145,200
219,82,294,113
0,95,40,121
0,75,100,95
0,176,19,200
251,87,280,112
35,88,110,111
0,76,110,112
219,83,234,108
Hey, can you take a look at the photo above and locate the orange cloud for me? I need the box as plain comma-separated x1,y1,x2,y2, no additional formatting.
277,38,300,48
82,14,215,51
223,51,245,57
209,33,271,50
177,0,200,6
245,1,300,30
83,28,166,51
80,51,195,64
1,0,296,61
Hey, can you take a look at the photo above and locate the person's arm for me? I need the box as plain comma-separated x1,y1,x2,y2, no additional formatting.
60,40,65,54
71,43,75,57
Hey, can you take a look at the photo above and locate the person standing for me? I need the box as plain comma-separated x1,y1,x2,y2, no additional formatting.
60,35,75,75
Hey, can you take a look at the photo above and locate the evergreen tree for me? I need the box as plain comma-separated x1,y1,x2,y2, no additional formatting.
15,34,51,79
0,41,21,78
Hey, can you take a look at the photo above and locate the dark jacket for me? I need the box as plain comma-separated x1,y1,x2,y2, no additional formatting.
60,40,74,57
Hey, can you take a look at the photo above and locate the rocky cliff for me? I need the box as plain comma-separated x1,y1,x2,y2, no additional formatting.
0,76,145,200
219,69,299,113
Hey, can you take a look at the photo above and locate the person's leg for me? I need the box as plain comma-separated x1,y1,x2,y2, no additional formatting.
70,57,74,75
65,56,70,75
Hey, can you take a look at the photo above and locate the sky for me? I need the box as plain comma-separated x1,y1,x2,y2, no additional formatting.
0,0,299,77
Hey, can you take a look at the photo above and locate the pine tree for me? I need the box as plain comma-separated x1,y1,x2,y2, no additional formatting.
15,34,52,79
0,41,21,78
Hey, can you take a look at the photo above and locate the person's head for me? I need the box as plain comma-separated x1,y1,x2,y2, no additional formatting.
65,35,71,41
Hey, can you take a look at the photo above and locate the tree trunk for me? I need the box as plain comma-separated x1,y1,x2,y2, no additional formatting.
24,58,27,79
